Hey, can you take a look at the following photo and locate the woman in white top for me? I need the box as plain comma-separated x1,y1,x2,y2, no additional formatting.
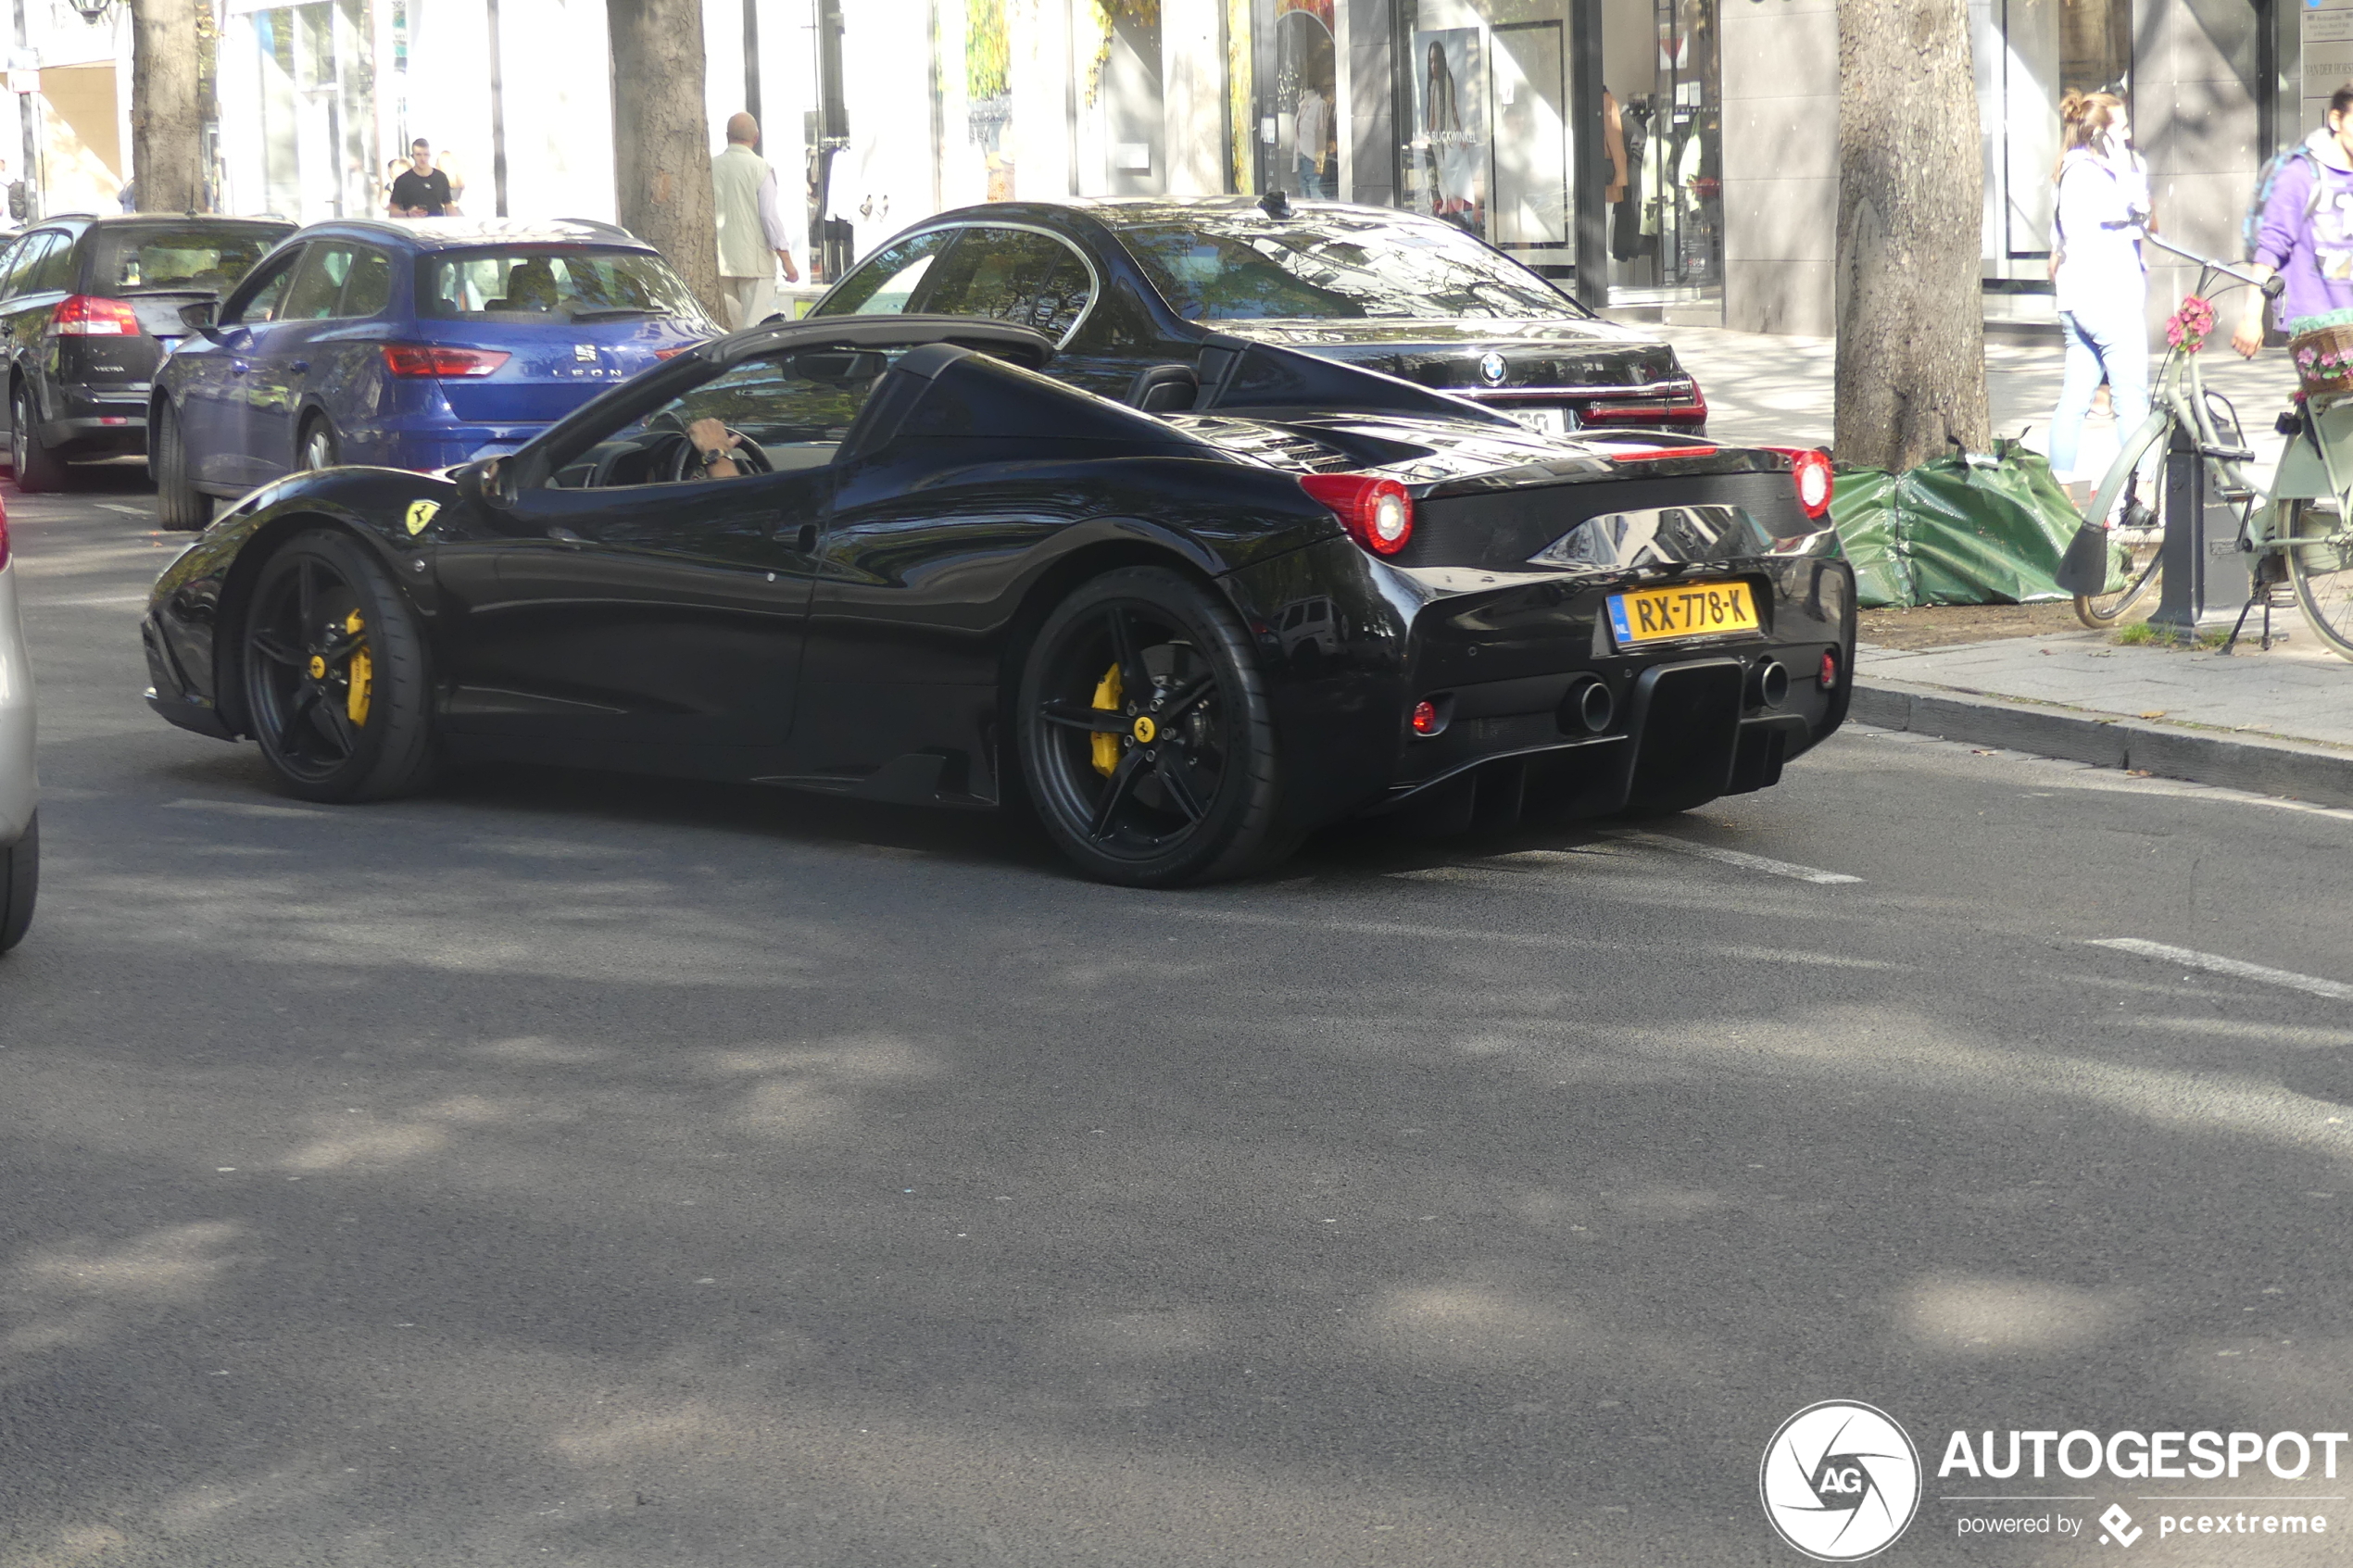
2046,90,2152,506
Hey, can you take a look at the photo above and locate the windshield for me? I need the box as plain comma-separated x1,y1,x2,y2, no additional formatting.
1113,212,1581,322
88,226,285,297
418,247,713,326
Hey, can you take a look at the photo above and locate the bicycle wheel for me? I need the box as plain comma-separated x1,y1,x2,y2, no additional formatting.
2285,498,2353,660
2071,409,2170,627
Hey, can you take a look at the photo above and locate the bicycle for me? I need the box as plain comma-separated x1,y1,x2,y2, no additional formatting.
2059,235,2353,662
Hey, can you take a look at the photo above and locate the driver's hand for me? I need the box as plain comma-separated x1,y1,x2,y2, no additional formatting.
686,418,738,453
2233,314,2266,359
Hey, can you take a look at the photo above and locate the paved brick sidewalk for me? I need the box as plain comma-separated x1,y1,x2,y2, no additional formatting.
1646,322,2353,806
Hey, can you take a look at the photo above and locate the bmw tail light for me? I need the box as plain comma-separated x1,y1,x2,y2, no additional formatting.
1580,383,1707,426
1300,472,1414,557
382,345,511,378
52,295,141,336
1761,446,1835,520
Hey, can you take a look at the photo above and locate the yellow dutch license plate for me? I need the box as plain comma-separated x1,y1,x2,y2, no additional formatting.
1606,581,1760,646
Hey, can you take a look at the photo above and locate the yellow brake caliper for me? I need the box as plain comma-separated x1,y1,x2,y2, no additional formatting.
343,608,372,726
1089,661,1122,776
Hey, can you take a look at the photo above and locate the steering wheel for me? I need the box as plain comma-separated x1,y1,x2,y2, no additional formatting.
663,427,773,483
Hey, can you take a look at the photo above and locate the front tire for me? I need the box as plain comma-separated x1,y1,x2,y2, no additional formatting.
10,383,66,493
153,400,213,532
242,530,438,802
0,811,35,954
1016,566,1288,886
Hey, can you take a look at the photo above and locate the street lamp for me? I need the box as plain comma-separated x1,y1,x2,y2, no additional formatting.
66,0,109,19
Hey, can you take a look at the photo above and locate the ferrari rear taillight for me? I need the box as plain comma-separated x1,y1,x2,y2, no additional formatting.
1300,472,1414,557
382,345,511,378
1763,445,1836,519
0,500,10,569
1819,648,1840,689
1580,383,1708,426
51,295,141,336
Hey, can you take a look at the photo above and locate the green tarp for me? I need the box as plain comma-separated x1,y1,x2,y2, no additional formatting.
1829,441,2084,608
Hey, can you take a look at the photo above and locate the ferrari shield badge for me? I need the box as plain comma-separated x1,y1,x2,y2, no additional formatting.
404,499,441,536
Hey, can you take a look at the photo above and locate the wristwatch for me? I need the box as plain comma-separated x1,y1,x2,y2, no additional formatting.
697,445,729,470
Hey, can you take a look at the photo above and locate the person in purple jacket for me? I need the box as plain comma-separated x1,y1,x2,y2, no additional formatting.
2235,82,2353,356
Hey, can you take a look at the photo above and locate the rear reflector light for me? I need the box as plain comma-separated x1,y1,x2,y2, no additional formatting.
1300,472,1415,557
382,345,511,378
1411,699,1441,735
52,295,141,336
1763,445,1836,519
1819,648,1840,689
1579,383,1707,426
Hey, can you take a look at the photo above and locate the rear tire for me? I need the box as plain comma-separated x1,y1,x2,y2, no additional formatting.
2071,414,2167,627
0,811,35,953
241,530,439,803
2285,498,2353,661
1016,566,1290,886
153,400,213,532
10,383,67,493
297,416,340,472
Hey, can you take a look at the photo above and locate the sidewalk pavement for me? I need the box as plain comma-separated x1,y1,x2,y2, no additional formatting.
1651,323,2353,809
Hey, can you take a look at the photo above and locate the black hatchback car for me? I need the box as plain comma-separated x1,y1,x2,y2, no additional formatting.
0,214,293,489
812,197,1706,435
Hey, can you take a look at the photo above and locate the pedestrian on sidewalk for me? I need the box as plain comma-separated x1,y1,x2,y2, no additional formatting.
712,113,801,332
388,141,459,217
2233,82,2353,358
2046,90,2152,508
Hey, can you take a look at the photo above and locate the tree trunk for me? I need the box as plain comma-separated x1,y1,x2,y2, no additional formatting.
129,0,205,212
608,0,722,319
1832,0,1990,470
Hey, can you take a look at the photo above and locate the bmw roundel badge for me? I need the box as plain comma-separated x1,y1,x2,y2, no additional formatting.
1478,352,1508,385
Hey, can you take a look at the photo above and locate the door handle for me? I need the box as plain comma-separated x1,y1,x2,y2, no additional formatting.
794,523,817,553
289,360,309,375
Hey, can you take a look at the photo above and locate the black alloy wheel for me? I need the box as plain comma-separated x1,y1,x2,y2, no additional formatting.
298,417,340,472
242,530,437,803
153,400,212,532
10,383,65,493
1017,566,1288,886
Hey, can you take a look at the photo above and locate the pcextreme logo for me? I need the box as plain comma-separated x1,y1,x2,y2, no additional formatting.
1760,1400,1924,1562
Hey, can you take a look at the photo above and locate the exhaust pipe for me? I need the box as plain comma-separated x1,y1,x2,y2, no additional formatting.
1560,676,1615,734
1750,659,1790,709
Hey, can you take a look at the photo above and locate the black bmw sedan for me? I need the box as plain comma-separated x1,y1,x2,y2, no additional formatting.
811,197,1705,436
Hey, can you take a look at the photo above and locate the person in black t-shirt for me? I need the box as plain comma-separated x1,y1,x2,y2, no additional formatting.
389,139,459,217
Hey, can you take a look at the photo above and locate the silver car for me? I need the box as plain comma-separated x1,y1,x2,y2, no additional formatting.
0,503,35,952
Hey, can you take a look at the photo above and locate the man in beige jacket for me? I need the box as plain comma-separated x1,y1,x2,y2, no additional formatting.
711,113,801,331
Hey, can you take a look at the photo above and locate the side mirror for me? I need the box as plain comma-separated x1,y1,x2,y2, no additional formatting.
177,298,220,339
450,458,511,510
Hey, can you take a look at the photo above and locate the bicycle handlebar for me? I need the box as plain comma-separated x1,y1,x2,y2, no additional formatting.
2144,232,2286,298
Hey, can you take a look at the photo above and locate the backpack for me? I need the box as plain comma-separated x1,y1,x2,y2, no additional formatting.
2245,144,2325,261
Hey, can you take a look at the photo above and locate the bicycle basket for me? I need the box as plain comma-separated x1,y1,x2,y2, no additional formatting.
2288,309,2353,398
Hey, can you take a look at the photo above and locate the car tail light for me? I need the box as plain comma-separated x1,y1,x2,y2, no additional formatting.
382,345,511,378
653,345,697,360
1579,383,1707,426
1761,446,1835,519
1411,699,1440,735
1299,472,1414,557
52,295,141,336
1819,648,1840,689
0,499,9,569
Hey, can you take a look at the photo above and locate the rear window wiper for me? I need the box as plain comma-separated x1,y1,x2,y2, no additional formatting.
566,306,661,321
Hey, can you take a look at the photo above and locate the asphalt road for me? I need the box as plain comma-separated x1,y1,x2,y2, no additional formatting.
3,474,2350,1567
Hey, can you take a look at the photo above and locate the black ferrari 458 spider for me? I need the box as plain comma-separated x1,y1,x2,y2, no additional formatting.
143,313,1854,885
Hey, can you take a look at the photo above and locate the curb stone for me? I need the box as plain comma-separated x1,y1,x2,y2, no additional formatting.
1848,678,2353,809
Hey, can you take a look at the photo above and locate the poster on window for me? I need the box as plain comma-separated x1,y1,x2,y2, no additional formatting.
1411,28,1488,235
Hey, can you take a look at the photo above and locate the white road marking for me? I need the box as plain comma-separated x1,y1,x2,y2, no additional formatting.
26,593,146,608
97,502,154,518
1605,830,1862,884
2088,939,2353,1001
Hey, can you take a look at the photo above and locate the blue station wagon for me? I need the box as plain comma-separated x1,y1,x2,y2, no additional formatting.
149,218,716,528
